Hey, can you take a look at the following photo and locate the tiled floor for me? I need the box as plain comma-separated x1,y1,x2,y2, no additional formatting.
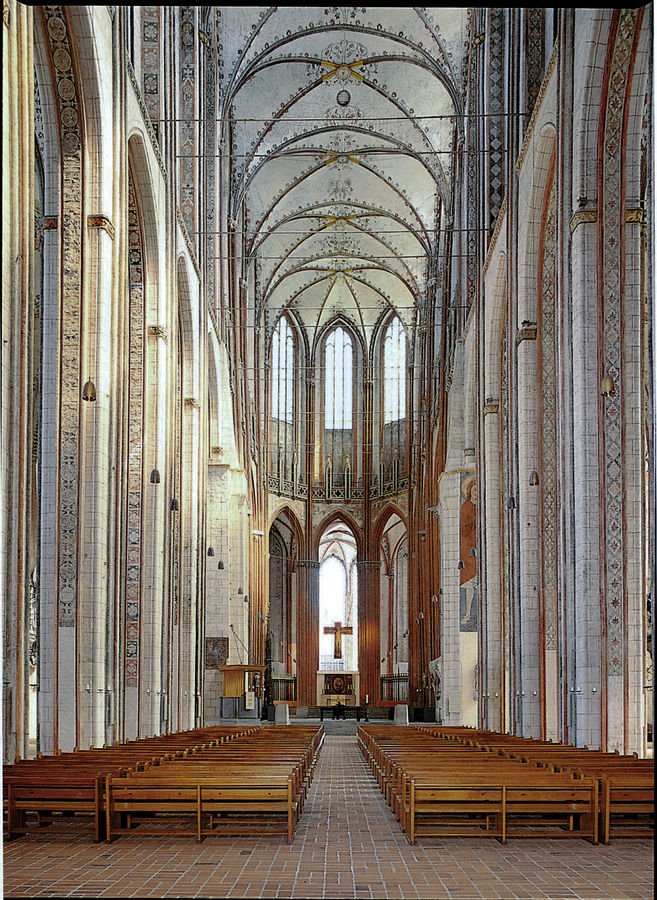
3,734,654,899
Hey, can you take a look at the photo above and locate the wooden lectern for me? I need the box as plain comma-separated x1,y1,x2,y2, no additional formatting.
218,665,266,698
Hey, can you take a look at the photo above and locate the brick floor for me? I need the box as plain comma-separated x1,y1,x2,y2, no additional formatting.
3,734,654,899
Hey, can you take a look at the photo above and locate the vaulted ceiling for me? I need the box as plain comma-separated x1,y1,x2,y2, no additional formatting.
217,7,470,356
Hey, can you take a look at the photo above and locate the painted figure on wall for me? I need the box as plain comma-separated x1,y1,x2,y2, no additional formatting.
460,473,478,631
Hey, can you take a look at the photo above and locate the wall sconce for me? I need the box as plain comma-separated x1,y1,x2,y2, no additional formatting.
470,547,476,557
418,611,424,620
431,594,438,604
82,379,97,402
207,547,215,557
237,587,243,594
170,498,179,511
217,560,224,570
438,587,443,596
150,468,160,484
529,471,540,486
457,560,464,570
507,496,516,510
601,374,616,398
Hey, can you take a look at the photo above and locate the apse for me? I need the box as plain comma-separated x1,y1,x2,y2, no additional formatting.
318,520,358,673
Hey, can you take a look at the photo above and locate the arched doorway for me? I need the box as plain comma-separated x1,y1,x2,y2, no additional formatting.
377,511,408,703
317,519,359,704
267,509,299,705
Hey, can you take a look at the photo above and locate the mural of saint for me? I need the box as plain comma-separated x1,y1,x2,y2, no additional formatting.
460,473,478,632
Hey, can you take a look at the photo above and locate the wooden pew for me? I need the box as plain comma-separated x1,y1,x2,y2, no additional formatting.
4,725,261,841
103,725,324,844
421,726,654,844
358,726,599,844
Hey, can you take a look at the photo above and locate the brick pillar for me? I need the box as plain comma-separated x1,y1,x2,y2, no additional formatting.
357,560,381,704
296,559,319,706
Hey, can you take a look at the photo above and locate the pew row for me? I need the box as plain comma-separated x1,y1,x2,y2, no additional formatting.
104,725,324,843
419,726,654,844
358,725,599,844
4,724,322,843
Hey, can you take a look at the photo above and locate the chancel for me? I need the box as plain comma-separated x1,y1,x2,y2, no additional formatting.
2,5,654,897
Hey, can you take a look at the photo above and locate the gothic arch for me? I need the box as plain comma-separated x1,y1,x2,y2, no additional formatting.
311,313,366,367
313,510,364,560
372,503,408,552
268,504,303,555
177,254,199,398
483,252,507,403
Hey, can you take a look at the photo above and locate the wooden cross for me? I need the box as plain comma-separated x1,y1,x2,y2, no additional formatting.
323,620,353,659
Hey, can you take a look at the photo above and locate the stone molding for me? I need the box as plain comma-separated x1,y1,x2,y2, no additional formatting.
148,324,168,341
515,41,559,174
87,214,115,240
483,196,507,276
570,209,597,234
516,322,537,345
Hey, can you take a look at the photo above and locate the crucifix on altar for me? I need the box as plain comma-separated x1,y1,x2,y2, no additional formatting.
323,620,353,659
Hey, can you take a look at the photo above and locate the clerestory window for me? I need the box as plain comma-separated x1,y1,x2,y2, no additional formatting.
383,316,406,424
324,326,353,429
271,316,294,424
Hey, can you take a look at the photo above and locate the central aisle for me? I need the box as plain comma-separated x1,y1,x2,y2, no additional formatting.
2,734,653,899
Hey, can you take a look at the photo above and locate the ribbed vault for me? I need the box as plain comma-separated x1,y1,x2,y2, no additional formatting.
219,7,469,352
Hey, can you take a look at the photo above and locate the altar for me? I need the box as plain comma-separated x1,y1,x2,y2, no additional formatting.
316,670,360,707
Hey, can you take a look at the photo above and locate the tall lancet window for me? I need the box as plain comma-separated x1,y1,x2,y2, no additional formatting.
270,316,296,484
381,316,407,479
324,326,353,487
384,316,406,423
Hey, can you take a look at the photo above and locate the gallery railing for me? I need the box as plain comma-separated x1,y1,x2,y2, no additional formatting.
270,675,297,702
380,675,408,703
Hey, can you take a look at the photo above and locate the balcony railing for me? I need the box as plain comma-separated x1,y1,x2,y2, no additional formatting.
380,674,408,703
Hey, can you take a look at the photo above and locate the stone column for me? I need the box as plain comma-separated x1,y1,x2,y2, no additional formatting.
2,0,34,761
437,472,462,724
516,326,541,736
481,400,504,731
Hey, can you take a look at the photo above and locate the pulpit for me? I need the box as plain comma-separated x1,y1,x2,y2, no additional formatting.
218,665,266,719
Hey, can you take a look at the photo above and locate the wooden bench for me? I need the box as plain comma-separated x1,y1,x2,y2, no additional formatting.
103,725,324,844
358,726,599,844
421,726,654,844
4,725,262,841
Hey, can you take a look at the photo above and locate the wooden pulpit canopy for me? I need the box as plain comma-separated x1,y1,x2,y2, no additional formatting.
218,665,267,698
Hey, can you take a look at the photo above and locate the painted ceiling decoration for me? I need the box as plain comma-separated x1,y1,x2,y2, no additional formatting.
216,7,470,353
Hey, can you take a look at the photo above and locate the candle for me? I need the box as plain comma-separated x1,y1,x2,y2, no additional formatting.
365,694,368,703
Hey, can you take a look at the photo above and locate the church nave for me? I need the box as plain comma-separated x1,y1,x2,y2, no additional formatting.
3,733,653,900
